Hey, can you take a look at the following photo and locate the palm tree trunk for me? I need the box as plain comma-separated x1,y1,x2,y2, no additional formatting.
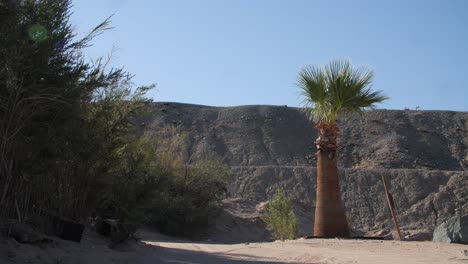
313,122,349,237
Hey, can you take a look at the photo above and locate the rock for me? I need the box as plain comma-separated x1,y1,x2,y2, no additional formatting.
256,201,269,212
365,229,394,240
433,214,468,244
94,217,137,244
366,229,389,238
6,223,52,244
349,229,365,237
51,216,85,243
94,217,113,237
404,230,433,241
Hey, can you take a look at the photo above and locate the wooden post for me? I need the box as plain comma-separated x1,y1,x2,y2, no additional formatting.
381,175,403,241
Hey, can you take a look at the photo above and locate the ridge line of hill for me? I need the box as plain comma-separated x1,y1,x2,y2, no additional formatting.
151,101,468,113
230,165,467,172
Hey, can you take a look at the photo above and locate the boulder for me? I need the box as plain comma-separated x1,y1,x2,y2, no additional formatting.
51,216,84,243
349,229,366,237
433,214,468,244
93,217,137,244
404,230,433,241
5,223,52,244
365,229,393,240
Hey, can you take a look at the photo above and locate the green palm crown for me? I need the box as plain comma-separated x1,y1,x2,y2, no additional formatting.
298,59,388,124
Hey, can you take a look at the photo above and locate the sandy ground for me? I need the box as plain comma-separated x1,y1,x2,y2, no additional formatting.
144,238,468,264
1,228,467,264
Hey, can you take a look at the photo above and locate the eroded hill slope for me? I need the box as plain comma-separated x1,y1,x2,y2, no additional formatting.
139,102,468,234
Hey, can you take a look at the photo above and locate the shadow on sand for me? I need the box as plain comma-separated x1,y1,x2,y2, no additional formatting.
142,243,315,264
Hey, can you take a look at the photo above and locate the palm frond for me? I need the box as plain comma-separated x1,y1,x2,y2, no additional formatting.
297,65,330,122
297,59,388,123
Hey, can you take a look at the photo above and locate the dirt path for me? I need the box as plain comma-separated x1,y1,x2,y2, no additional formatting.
2,229,467,264
144,238,468,264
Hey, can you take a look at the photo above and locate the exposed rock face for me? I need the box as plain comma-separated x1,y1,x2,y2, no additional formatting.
228,167,468,234
140,102,468,170
140,102,468,235
433,214,468,244
404,230,433,241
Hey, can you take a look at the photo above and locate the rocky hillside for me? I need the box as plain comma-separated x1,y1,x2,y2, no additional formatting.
139,102,468,235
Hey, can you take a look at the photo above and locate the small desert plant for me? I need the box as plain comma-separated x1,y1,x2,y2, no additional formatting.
262,188,298,241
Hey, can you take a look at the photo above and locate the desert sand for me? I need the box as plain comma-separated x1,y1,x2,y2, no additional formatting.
145,236,468,264
2,228,467,264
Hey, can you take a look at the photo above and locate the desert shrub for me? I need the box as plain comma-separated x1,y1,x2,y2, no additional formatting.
94,138,159,223
141,126,230,238
148,158,229,237
94,124,230,238
262,188,298,241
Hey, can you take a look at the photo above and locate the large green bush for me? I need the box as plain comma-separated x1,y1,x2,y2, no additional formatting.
0,0,153,222
0,0,229,242
262,189,298,241
141,126,230,238
92,125,230,238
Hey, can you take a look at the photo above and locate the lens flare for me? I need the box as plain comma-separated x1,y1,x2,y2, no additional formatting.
28,24,48,43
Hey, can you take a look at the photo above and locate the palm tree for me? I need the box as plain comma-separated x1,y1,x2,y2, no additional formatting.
297,59,388,237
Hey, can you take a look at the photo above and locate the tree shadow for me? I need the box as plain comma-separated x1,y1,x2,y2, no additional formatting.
137,227,273,245
142,243,315,264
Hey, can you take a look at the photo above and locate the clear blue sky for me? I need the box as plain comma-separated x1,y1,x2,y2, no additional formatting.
71,0,468,111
